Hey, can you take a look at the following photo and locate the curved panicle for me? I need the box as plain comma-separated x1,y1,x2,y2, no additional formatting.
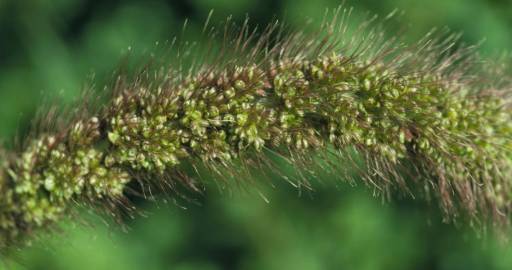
0,9,511,249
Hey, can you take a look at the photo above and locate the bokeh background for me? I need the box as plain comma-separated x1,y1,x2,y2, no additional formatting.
1,0,512,269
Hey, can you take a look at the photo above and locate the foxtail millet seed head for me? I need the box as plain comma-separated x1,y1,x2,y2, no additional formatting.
0,9,511,249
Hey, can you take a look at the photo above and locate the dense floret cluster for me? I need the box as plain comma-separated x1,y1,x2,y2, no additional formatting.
0,17,511,248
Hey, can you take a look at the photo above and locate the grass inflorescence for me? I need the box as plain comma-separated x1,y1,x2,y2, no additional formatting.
0,9,511,248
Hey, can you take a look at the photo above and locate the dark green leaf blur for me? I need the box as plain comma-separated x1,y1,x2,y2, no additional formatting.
1,0,512,269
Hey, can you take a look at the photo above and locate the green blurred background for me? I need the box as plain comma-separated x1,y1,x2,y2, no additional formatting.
1,0,512,269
